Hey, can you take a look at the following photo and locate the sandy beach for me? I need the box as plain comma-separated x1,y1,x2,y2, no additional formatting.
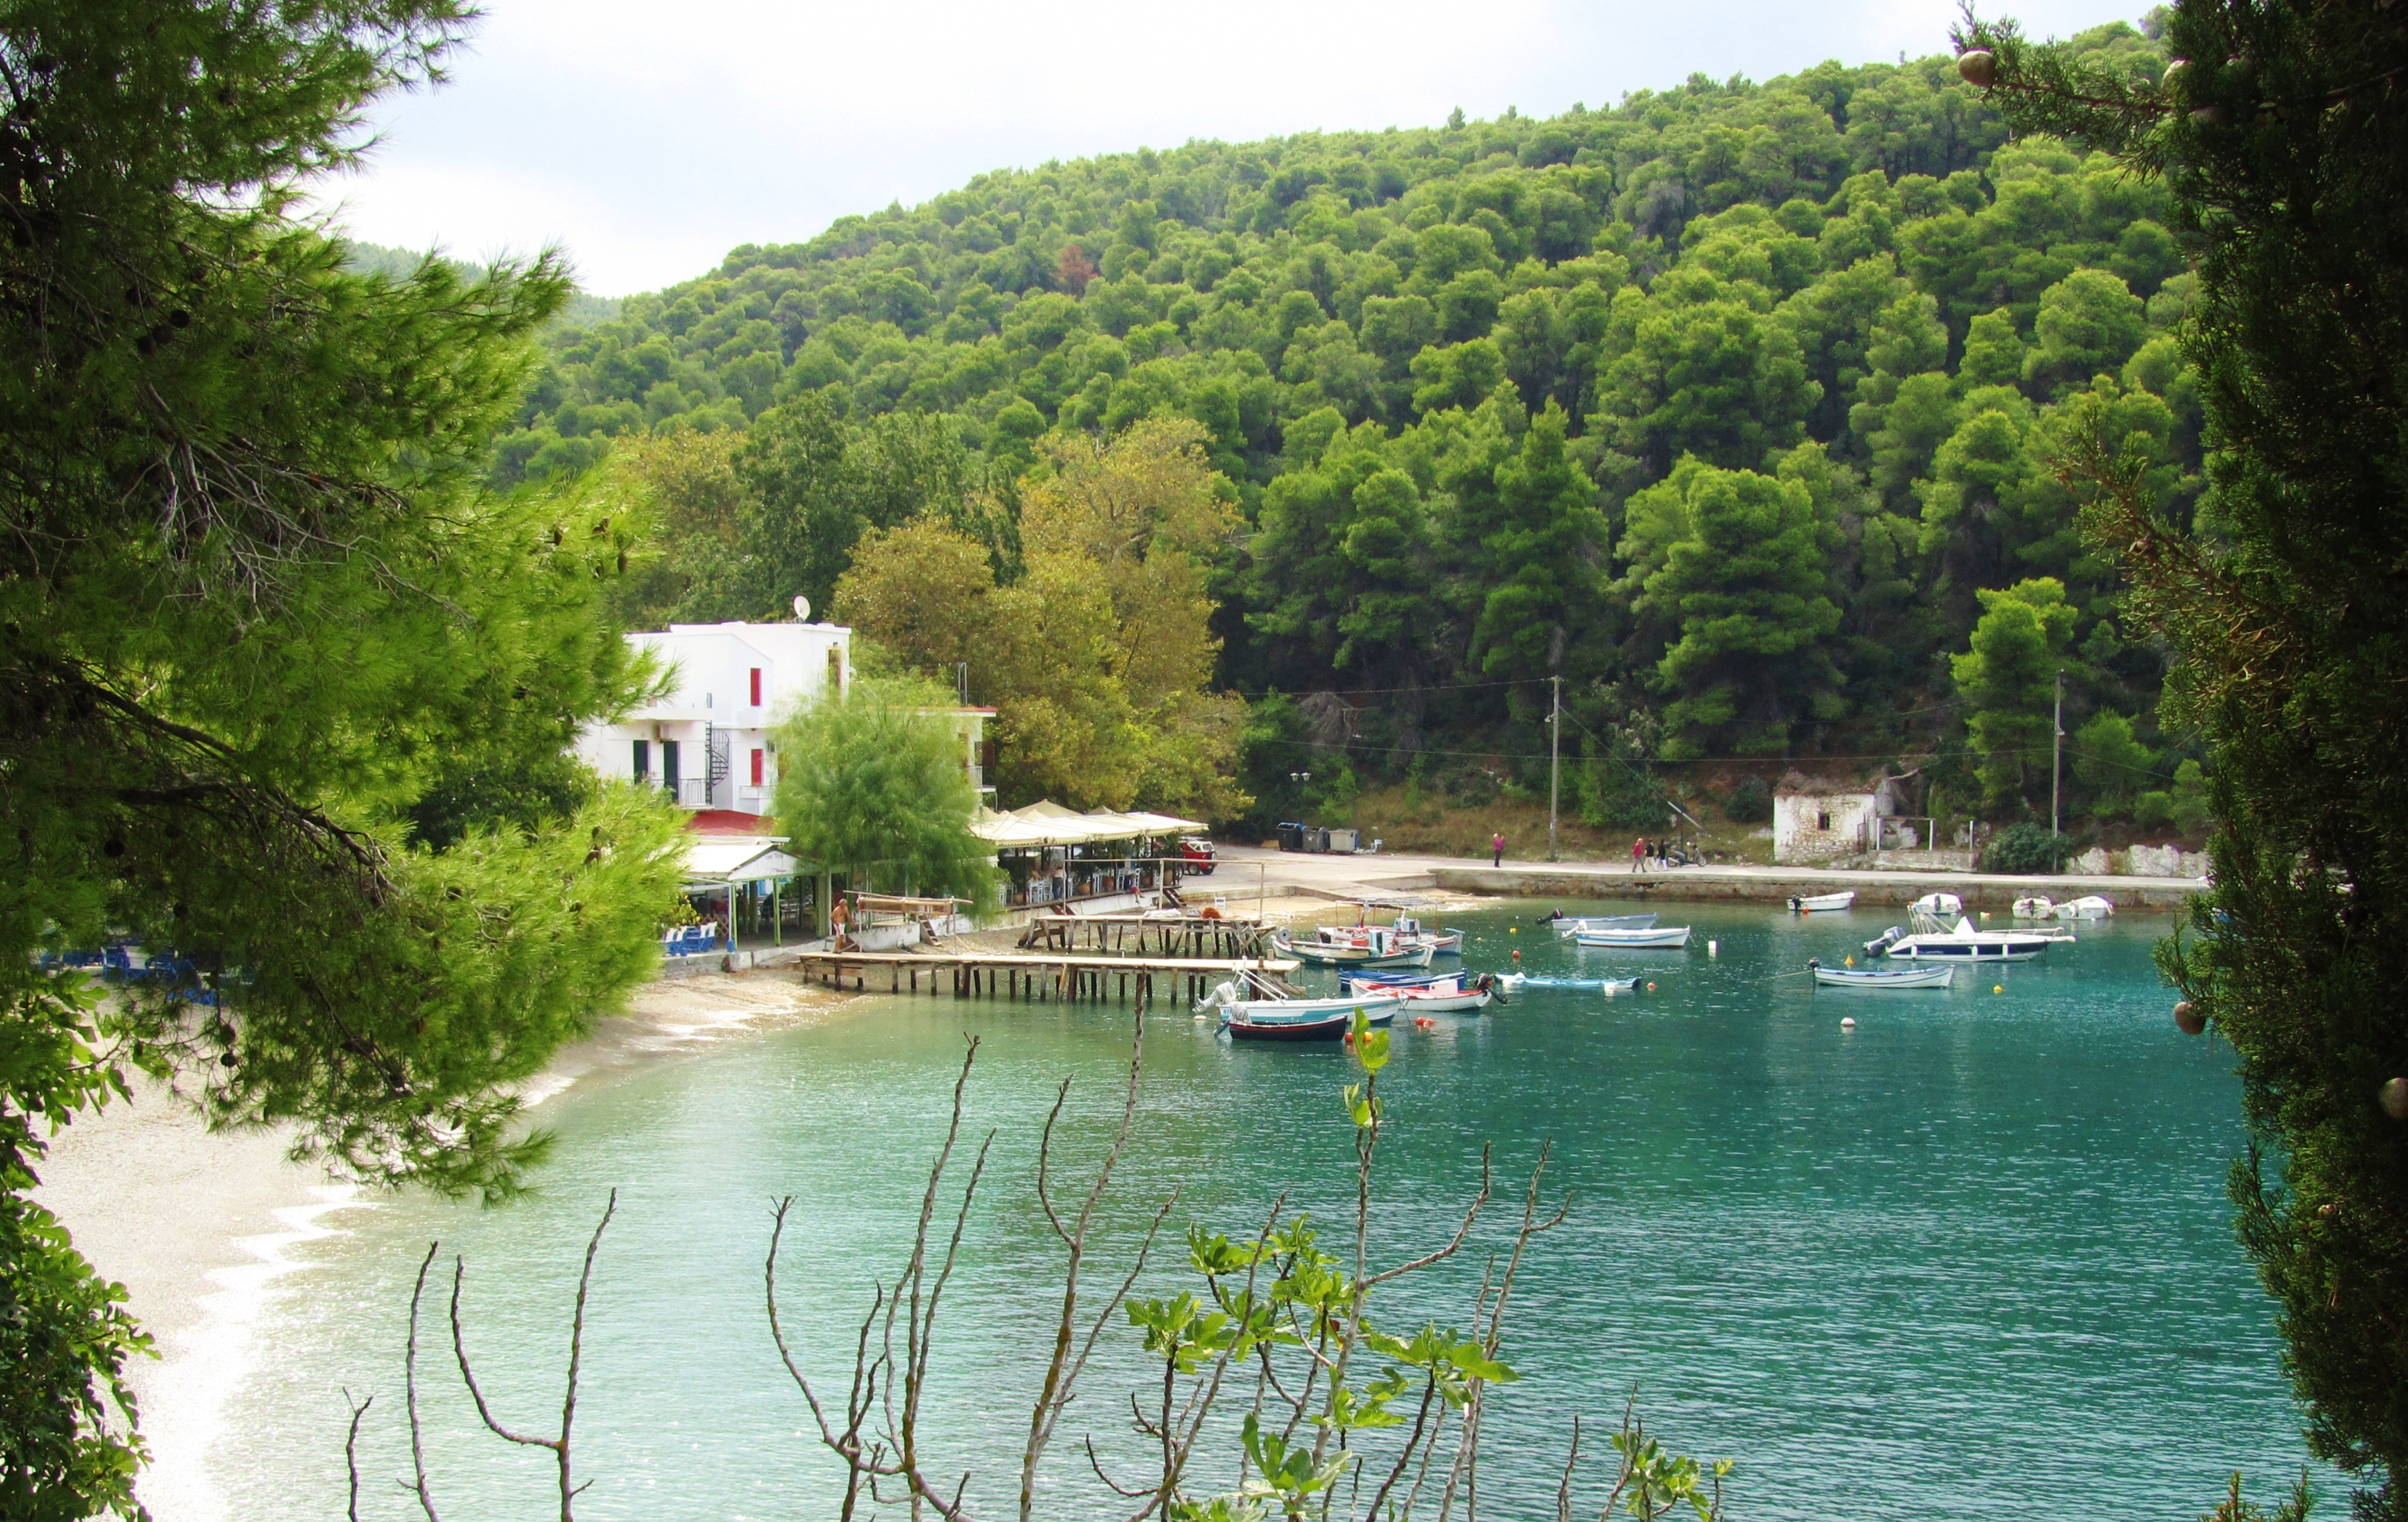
29,967,856,1522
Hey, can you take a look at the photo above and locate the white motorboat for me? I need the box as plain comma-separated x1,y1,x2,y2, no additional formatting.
1548,913,1659,937
2055,895,2115,919
1865,914,2058,961
1575,925,1692,949
1808,959,1956,989
1910,893,1964,917
2011,896,2055,919
1787,891,1856,913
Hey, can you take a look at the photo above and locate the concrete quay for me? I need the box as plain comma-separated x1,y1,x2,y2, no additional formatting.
1207,845,2208,913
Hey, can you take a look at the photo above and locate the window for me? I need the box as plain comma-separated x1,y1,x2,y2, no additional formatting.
748,667,762,707
750,748,764,786
1817,810,1831,831
632,739,649,781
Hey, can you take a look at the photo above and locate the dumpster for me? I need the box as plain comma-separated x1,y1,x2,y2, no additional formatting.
1276,822,1306,852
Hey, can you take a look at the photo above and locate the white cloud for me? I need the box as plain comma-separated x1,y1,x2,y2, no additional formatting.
320,0,2147,295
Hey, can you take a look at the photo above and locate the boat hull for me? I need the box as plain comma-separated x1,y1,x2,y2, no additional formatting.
1788,891,1857,913
1813,964,1955,988
1550,913,1658,937
1882,938,2048,961
1499,973,1637,993
1575,926,1692,948
1224,1012,1354,1040
1391,988,1490,1012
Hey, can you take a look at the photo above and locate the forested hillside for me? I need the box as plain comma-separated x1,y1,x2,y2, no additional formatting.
490,18,2202,840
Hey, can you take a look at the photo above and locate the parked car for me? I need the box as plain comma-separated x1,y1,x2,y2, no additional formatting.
1178,837,1217,875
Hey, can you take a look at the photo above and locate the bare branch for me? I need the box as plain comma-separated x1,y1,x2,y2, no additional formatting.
404,1241,442,1521
344,1389,373,1522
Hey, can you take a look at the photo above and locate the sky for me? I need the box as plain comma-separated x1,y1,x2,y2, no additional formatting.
317,0,2141,298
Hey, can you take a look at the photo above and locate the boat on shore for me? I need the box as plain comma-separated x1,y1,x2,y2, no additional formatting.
1787,891,1857,913
1575,925,1692,949
1808,959,1955,989
1547,913,1659,937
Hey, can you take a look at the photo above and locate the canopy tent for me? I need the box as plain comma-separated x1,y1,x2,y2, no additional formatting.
969,802,1207,850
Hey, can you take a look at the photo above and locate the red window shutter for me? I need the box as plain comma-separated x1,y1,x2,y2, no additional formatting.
750,748,764,786
749,667,762,706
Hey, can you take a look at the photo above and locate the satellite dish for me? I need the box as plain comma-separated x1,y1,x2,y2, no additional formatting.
792,595,810,622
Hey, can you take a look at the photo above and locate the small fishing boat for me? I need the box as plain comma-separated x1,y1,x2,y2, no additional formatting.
1548,913,1659,937
1497,973,1639,994
1787,891,1857,913
2055,895,2115,919
1910,893,1964,917
1390,980,1493,1012
1575,925,1692,949
1269,927,1437,969
2011,895,2055,919
1807,959,1956,990
1390,915,1465,953
1198,977,1402,1040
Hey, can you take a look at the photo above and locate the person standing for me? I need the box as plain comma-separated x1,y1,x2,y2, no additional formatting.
1491,831,1505,868
1630,836,1647,875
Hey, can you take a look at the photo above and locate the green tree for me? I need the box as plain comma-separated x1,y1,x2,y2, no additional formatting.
1463,405,1610,677
2071,708,2155,815
770,675,998,905
1950,578,2077,810
0,4,688,1512
1619,453,1844,756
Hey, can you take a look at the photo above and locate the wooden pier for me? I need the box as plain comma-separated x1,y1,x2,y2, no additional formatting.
1016,911,1273,959
796,949,1300,1005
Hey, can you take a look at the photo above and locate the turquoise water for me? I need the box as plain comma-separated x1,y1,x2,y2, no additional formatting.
211,902,2317,1521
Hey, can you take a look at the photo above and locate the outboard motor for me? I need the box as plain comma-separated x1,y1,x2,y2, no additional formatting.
1863,927,1904,958
1474,971,1506,1005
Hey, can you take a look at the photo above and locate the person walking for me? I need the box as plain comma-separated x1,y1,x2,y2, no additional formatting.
1491,831,1505,868
1630,836,1647,875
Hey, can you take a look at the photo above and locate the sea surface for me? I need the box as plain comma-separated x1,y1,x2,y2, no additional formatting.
206,900,2322,1521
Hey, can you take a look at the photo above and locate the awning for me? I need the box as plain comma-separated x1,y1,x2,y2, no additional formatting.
968,803,1207,849
683,836,800,886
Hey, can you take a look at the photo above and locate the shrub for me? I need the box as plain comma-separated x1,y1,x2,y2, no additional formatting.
1981,822,2067,874
1724,774,1773,824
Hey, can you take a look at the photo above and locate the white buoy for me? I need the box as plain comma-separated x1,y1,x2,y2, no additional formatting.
1841,1016,1856,1030
1708,939,1718,957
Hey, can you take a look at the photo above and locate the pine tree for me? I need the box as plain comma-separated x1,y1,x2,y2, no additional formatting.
1963,7,2408,1509
0,6,686,1510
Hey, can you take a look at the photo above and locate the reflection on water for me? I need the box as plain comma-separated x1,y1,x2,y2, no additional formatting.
208,903,2313,1521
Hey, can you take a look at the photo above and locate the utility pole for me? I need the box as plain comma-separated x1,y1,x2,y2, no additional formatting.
1547,674,1561,862
2051,667,2065,845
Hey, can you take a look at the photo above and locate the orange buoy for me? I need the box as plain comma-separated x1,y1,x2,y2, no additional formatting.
1646,981,1657,992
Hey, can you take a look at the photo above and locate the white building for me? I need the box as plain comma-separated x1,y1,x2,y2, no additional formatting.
572,617,996,818
573,619,853,815
1772,771,1922,865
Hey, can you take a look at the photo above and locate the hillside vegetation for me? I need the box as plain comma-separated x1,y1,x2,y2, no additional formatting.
477,19,2198,840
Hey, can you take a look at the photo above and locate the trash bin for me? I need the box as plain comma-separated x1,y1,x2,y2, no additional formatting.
1276,822,1306,852
1327,828,1359,854
1306,828,1331,853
